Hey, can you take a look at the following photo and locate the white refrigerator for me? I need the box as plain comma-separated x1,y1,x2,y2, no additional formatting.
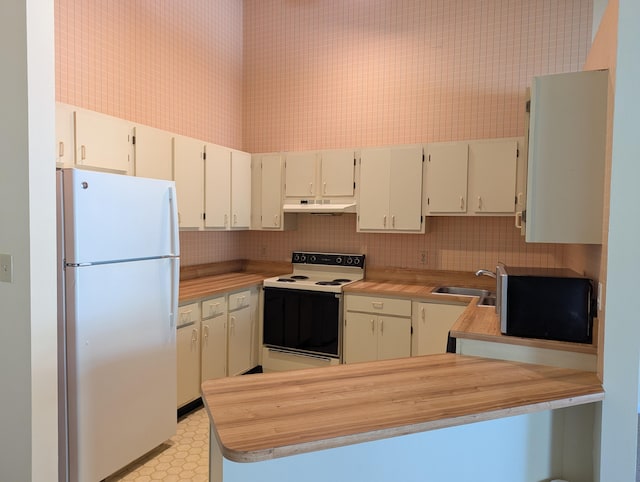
57,168,180,482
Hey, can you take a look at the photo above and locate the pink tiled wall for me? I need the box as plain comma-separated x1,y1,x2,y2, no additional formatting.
241,0,592,271
56,0,243,149
55,0,593,270
243,0,592,152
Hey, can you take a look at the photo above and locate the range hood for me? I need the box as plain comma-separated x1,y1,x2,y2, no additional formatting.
282,200,357,214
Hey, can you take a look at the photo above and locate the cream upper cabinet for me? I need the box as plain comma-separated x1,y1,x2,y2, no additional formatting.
74,108,133,174
173,135,205,229
284,149,355,200
425,142,468,214
320,150,355,197
425,138,522,217
285,152,317,197
358,145,424,233
204,145,251,230
230,149,252,229
260,155,283,228
133,125,173,181
251,154,297,231
204,143,232,229
55,102,75,167
524,70,608,244
468,139,518,214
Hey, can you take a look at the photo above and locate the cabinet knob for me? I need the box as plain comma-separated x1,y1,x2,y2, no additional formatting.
224,214,228,227
383,215,387,228
310,182,313,194
515,211,523,229
80,145,86,161
58,141,65,158
372,301,384,309
477,196,482,210
460,196,465,210
233,213,237,225
392,215,395,228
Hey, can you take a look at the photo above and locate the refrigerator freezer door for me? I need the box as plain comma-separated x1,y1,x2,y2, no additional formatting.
64,257,177,482
61,168,179,264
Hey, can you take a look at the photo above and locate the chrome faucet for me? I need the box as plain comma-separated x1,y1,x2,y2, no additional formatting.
475,269,496,279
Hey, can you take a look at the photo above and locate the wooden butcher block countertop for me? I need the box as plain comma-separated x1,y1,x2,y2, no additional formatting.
178,260,289,303
202,353,604,463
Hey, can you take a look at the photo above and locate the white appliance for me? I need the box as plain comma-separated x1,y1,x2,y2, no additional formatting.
56,168,180,482
262,252,365,371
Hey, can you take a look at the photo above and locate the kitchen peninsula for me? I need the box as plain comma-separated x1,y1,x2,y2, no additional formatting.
202,354,603,482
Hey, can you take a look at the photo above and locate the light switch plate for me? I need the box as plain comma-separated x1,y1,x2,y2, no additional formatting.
0,254,13,283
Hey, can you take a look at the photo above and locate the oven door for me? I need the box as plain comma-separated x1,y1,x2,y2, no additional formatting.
263,287,341,358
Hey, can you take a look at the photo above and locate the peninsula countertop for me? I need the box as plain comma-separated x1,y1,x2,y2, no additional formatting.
202,353,604,463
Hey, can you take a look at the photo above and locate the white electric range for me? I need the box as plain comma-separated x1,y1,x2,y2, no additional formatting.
262,252,365,372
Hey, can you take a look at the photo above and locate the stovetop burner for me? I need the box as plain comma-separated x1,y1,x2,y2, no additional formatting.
263,252,366,293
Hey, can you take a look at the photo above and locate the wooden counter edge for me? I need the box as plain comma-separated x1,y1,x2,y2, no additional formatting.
205,391,604,463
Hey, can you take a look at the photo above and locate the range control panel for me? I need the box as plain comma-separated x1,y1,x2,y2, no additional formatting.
291,251,365,268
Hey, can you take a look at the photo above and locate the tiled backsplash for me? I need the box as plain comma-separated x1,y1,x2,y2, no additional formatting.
240,215,564,271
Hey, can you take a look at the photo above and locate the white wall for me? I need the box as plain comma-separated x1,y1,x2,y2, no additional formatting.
0,0,57,480
598,0,640,479
220,406,595,482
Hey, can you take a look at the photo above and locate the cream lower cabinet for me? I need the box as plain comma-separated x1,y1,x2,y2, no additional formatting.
343,295,412,364
177,302,201,408
201,296,228,382
227,289,256,376
411,301,467,356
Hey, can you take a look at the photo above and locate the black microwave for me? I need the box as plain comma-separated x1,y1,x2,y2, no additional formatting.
496,263,594,343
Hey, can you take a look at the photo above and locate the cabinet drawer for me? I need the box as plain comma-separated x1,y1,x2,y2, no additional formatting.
345,295,411,317
178,302,200,327
229,290,251,311
202,296,227,319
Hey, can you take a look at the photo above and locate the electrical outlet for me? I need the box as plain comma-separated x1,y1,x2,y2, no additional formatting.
0,254,13,283
419,251,427,265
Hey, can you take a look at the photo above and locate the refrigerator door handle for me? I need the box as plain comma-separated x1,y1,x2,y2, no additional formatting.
170,258,179,329
168,186,179,257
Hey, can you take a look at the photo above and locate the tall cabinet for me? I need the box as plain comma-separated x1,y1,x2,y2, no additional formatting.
523,70,608,244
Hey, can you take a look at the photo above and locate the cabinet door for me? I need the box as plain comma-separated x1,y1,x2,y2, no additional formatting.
285,152,317,197
468,140,518,214
343,312,378,364
176,324,201,407
261,155,283,229
320,150,354,197
412,302,466,356
358,148,391,230
228,306,253,376
425,142,468,214
389,146,424,231
173,136,204,229
134,125,173,181
377,316,411,360
201,316,227,381
204,143,231,229
74,109,133,174
56,102,75,166
526,70,608,244
230,150,251,229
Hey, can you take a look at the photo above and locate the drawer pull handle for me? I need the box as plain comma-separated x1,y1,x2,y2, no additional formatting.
372,301,384,309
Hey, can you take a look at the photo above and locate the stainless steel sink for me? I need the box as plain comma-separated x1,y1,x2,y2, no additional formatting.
433,286,496,307
433,286,491,297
